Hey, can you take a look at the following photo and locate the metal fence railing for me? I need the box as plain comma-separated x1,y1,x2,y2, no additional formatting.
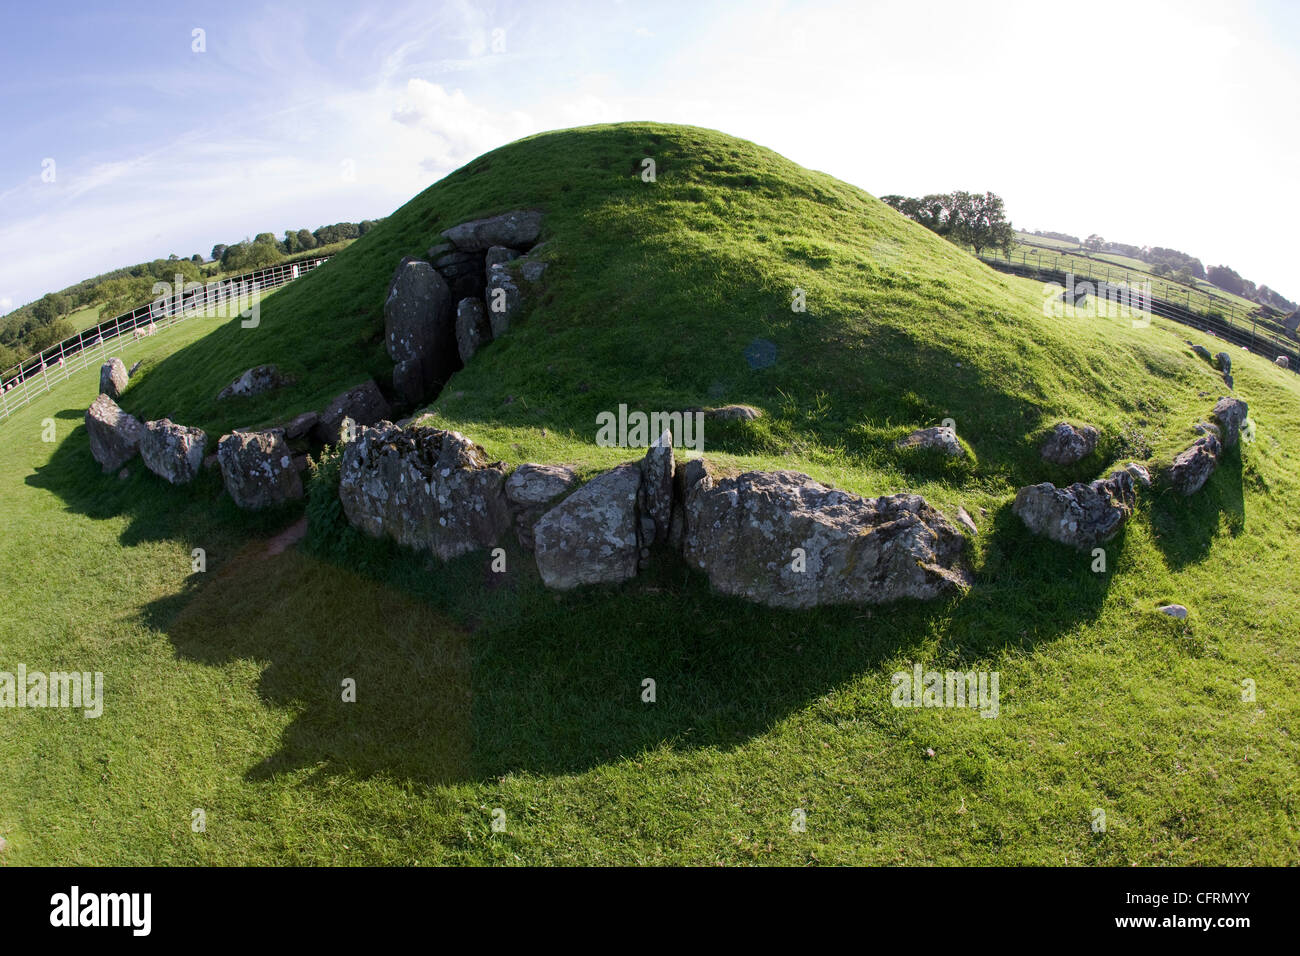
978,252,1300,371
0,256,330,425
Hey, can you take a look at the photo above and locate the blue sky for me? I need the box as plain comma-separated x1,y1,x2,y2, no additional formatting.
2,0,1298,311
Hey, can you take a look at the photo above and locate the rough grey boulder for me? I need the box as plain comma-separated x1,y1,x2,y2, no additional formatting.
442,209,543,252
1165,434,1221,495
638,432,675,546
533,464,642,589
140,419,207,485
283,410,319,441
896,425,963,457
384,257,455,405
705,404,762,421
99,358,129,399
1125,462,1152,487
485,245,520,272
217,364,289,401
1215,351,1232,374
85,394,144,472
1158,604,1189,619
1211,396,1248,447
680,463,971,609
1040,422,1099,465
1191,344,1213,363
313,380,392,444
485,264,522,338
519,259,549,283
218,429,303,509
505,462,578,549
1012,471,1137,550
338,423,510,560
455,297,491,364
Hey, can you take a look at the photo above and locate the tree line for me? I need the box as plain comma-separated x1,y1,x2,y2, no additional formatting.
1,219,381,371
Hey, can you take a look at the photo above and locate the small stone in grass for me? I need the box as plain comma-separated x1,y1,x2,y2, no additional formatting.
925,747,936,758
1158,604,1188,619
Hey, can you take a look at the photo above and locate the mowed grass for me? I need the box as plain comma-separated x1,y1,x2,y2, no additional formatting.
1,122,1299,865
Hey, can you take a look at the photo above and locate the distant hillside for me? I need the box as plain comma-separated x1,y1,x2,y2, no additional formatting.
0,219,383,370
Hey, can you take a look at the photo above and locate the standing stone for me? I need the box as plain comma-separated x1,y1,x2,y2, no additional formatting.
680,462,971,609
638,432,674,546
455,298,491,364
1215,351,1232,375
533,464,642,590
85,394,144,472
1040,422,1099,465
99,358,129,399
1165,434,1221,495
1211,396,1248,447
486,264,522,338
140,419,207,485
384,257,455,405
337,423,511,560
505,463,578,549
442,210,543,251
218,429,304,509
1012,471,1137,550
313,380,392,444
1191,344,1213,363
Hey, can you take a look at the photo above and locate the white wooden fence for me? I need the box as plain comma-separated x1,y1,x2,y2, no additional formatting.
0,257,330,424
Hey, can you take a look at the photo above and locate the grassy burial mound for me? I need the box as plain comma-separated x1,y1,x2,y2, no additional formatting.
3,122,1299,865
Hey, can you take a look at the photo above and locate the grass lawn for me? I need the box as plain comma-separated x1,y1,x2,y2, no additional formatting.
1,123,1297,865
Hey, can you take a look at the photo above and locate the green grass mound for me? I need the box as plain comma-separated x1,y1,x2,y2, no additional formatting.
2,122,1299,866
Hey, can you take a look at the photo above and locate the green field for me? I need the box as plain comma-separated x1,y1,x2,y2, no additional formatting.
2,123,1298,865
1009,234,1268,326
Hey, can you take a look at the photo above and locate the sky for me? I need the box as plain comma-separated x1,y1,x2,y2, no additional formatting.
2,0,1298,313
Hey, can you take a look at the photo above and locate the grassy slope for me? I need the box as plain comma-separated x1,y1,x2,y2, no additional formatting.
1,122,1298,865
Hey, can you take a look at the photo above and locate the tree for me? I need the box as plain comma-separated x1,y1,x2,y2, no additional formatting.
295,228,316,250
191,254,203,264
211,243,228,262
1206,265,1245,296
1085,234,1104,252
883,191,1014,256
948,191,1016,256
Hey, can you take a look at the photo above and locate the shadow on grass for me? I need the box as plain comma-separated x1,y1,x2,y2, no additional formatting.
140,495,1116,788
1148,449,1245,571
26,404,1121,788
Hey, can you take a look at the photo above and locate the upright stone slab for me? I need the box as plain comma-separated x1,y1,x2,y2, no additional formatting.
218,429,304,509
337,423,510,560
680,462,971,609
383,257,455,405
140,419,207,485
100,358,129,400
533,464,642,590
85,394,144,472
